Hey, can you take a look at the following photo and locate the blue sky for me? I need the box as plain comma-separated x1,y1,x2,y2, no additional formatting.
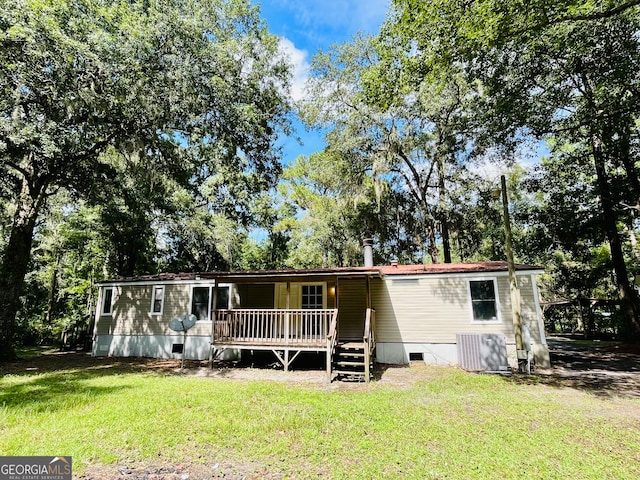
253,0,390,164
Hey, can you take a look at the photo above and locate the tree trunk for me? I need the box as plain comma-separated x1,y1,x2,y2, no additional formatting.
625,222,640,263
591,132,640,342
0,175,47,360
437,156,452,263
614,121,640,207
45,251,61,325
426,219,439,263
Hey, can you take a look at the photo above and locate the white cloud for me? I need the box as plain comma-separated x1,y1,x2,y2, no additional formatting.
278,36,310,102
280,0,389,35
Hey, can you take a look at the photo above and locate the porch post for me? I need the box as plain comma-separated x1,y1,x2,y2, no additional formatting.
366,276,371,309
212,284,219,322
336,278,340,340
365,276,372,383
284,282,290,343
209,282,219,368
326,340,332,382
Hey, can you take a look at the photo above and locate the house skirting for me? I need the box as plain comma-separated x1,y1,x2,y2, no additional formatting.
92,334,240,361
376,342,551,369
376,342,458,365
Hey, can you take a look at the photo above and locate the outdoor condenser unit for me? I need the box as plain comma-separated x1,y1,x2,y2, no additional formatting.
457,333,509,372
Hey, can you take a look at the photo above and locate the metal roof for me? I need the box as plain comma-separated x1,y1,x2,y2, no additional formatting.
377,261,542,276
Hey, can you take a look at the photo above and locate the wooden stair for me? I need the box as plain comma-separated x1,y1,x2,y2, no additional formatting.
332,341,372,382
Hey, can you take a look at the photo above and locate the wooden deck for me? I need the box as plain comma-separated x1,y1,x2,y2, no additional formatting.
212,309,335,346
209,308,375,382
209,309,337,370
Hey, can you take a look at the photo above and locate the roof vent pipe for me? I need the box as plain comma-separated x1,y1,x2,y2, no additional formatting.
363,238,374,267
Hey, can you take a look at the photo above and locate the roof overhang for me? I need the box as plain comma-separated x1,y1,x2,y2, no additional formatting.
206,267,383,284
97,267,383,285
378,261,544,277
96,262,543,286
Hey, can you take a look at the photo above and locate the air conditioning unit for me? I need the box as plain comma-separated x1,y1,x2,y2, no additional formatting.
457,333,509,372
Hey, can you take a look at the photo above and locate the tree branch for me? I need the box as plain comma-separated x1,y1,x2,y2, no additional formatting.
509,1,640,37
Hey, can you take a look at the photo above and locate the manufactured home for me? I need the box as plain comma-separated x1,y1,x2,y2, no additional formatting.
93,260,550,381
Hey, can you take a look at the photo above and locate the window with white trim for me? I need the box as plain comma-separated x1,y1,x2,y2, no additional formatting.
151,286,164,314
469,279,500,322
101,287,114,316
190,285,230,321
191,287,210,321
215,286,230,310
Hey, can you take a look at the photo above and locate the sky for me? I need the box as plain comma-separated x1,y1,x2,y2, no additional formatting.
252,0,391,164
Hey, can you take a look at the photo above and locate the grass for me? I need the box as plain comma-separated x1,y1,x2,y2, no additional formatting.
1,359,639,479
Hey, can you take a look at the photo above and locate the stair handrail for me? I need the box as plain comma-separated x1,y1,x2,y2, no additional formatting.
363,308,376,383
363,308,376,351
326,309,339,382
370,308,376,352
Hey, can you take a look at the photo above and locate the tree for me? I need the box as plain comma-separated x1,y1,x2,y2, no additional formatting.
385,0,640,341
19,196,108,346
280,148,455,267
301,35,483,263
0,0,291,359
281,151,372,267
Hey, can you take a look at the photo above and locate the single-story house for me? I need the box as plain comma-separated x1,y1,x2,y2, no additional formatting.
93,259,550,381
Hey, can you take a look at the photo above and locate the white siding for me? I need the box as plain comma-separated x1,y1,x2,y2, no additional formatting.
373,273,542,345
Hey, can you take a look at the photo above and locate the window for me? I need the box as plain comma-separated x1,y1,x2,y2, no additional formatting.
101,287,113,316
190,285,230,321
191,287,210,321
302,285,323,309
215,286,230,310
469,279,499,322
151,286,164,314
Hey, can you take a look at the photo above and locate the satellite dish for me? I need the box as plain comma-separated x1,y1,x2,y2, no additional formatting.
169,317,184,332
169,313,198,369
182,313,197,330
169,313,197,332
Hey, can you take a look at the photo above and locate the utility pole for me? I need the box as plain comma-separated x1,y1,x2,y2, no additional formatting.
500,175,529,374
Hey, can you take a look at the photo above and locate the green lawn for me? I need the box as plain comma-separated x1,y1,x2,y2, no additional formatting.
1,358,638,479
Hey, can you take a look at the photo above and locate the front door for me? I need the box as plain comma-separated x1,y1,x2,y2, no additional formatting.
275,283,328,338
274,283,301,309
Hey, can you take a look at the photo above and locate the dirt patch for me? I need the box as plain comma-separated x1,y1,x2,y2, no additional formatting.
0,350,456,394
79,460,293,480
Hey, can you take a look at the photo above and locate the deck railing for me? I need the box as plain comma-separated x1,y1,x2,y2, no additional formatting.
326,309,339,381
363,308,376,383
212,309,337,346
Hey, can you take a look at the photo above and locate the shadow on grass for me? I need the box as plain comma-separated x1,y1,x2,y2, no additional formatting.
0,352,168,412
372,362,409,381
500,370,640,399
0,371,131,412
497,339,640,399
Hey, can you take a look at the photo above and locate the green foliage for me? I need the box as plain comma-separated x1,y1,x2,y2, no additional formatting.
382,0,640,340
300,33,500,264
1,363,639,478
12,195,107,346
0,0,293,351
281,151,373,267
